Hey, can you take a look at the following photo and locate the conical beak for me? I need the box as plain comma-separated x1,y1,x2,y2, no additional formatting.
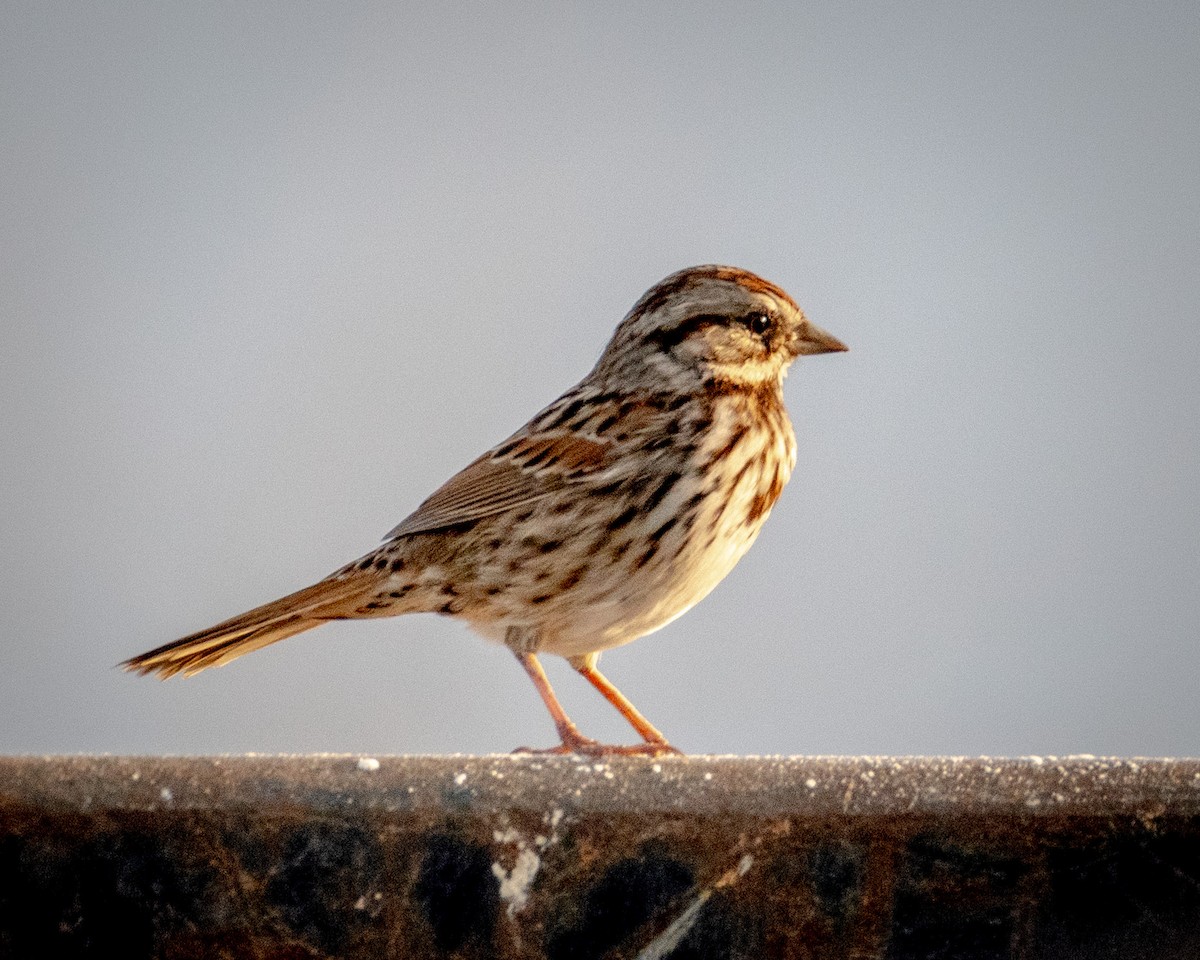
795,319,848,356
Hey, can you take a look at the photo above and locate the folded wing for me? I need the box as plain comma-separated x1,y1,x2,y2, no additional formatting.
384,431,617,539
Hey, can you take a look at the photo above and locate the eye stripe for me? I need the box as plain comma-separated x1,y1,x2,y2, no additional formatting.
644,313,726,350
645,308,774,352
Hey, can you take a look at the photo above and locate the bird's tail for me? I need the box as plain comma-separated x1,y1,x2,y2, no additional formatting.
122,576,367,678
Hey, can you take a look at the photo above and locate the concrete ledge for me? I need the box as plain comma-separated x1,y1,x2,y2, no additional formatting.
2,755,1199,958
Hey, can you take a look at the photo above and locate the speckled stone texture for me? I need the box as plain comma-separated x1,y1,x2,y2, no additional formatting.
1,755,1199,959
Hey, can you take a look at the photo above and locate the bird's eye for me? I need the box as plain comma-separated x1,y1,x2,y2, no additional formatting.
743,312,771,336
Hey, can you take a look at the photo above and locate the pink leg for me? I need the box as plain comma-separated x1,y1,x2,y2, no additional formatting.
513,652,602,754
573,660,682,755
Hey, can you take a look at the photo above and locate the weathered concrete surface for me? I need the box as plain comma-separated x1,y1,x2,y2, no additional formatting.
2,755,1199,959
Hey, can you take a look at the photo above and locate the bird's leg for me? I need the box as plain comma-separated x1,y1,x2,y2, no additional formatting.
511,651,602,755
570,654,683,756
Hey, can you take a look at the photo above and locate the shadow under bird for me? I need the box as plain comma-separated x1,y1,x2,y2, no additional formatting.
125,265,847,755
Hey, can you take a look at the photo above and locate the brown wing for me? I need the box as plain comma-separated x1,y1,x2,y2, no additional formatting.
384,432,616,539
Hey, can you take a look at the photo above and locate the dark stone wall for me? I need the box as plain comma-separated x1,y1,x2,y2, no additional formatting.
2,756,1198,959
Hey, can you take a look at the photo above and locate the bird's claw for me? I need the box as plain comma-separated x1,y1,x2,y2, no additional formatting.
512,737,682,757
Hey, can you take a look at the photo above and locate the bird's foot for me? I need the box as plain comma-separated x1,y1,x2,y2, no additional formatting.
512,735,682,757
605,740,684,757
512,729,603,755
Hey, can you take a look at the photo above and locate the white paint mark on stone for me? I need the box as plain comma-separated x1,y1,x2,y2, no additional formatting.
492,808,567,919
634,854,755,959
492,847,541,917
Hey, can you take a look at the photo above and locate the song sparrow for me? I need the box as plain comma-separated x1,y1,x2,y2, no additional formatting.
124,265,847,755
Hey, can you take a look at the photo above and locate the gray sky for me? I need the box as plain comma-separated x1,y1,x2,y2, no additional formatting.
2,2,1198,757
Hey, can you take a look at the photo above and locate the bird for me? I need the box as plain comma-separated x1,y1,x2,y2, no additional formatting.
124,265,847,755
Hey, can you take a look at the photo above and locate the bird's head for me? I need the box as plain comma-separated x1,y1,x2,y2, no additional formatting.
594,265,846,392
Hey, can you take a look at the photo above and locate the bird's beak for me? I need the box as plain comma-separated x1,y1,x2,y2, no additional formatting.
794,320,848,356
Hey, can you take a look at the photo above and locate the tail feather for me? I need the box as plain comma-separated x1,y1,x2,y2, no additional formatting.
123,576,367,678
